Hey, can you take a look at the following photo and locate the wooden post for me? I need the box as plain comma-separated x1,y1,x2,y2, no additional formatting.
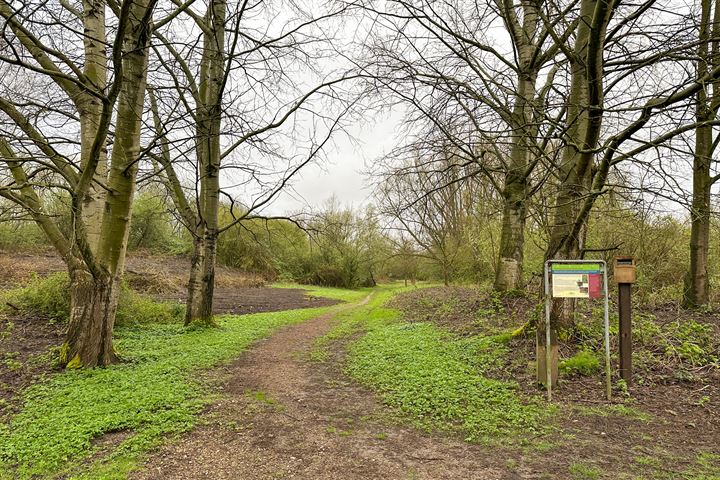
613,255,636,388
618,283,632,385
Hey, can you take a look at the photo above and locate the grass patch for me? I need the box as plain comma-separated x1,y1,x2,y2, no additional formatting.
346,322,551,442
631,451,720,480
559,350,601,377
323,286,552,443
0,305,335,479
271,282,373,303
569,462,601,479
309,286,407,362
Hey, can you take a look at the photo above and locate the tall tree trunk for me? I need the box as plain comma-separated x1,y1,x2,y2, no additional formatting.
538,0,616,385
198,231,218,320
684,0,718,308
493,2,541,293
63,0,155,367
185,0,226,325
185,235,206,325
63,269,118,367
685,181,711,307
494,74,536,292
78,0,107,253
495,189,525,291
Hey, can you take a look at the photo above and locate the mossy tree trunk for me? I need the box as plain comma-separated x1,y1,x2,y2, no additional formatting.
63,0,156,367
684,0,720,308
64,269,119,367
0,0,158,367
184,236,206,325
78,0,108,254
494,71,537,292
492,0,544,293
185,0,226,325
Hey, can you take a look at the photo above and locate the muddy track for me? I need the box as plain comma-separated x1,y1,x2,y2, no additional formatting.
133,298,522,480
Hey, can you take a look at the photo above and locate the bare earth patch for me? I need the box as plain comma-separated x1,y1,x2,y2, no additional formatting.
0,313,64,421
133,304,523,480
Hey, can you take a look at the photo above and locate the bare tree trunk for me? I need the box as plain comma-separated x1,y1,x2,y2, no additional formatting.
78,0,107,253
198,231,218,321
62,0,155,367
684,0,718,308
495,164,528,292
493,28,540,293
186,0,226,325
685,185,711,307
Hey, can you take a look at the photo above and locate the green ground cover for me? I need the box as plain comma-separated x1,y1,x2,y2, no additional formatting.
0,284,361,479
272,282,374,303
313,286,552,443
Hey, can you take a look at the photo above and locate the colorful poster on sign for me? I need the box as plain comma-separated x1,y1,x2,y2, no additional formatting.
552,273,589,298
551,263,603,299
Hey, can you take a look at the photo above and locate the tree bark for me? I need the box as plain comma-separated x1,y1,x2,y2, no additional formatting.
492,1,542,293
185,0,225,325
684,0,718,308
63,0,156,367
198,231,218,321
184,235,206,325
78,0,108,254
63,269,119,368
494,103,531,292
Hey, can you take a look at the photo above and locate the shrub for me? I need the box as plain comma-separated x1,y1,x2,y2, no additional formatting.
0,222,47,250
1,273,69,321
0,273,184,326
128,191,187,253
116,288,184,326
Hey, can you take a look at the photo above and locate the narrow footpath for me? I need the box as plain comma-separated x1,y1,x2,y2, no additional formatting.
133,301,526,480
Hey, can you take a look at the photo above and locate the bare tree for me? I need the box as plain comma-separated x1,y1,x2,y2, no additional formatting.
145,0,356,324
684,0,720,307
354,0,574,292
0,0,161,366
376,145,480,285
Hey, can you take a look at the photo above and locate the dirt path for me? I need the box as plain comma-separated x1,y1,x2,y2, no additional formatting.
134,300,524,480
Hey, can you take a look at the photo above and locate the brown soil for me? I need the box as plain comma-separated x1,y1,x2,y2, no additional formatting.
133,301,522,480
153,287,338,316
0,313,64,420
0,248,265,291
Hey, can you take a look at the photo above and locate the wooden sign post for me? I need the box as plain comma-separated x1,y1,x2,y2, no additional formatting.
614,256,637,386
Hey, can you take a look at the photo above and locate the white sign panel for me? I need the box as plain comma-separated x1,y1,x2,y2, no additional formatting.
551,273,589,298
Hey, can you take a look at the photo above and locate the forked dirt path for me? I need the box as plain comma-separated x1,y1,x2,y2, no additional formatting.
133,299,527,480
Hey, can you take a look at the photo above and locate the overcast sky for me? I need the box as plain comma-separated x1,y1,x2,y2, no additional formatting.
266,108,406,215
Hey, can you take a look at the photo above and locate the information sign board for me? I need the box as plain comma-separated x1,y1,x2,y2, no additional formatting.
544,260,611,401
550,263,603,299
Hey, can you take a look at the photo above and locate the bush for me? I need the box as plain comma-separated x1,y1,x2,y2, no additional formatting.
1,273,69,321
116,288,184,326
0,273,184,326
0,222,47,250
